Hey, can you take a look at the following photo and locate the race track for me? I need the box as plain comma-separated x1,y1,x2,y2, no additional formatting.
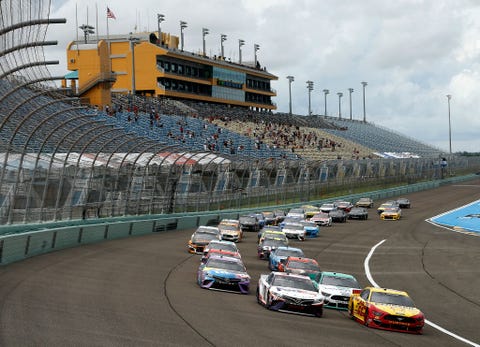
0,180,479,347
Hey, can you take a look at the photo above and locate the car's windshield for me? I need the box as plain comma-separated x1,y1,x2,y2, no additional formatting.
287,260,320,271
220,225,238,231
208,242,237,252
240,216,256,223
192,232,218,242
276,249,304,257
370,292,415,307
205,258,245,272
284,223,304,231
263,238,287,247
320,275,360,288
289,208,304,214
272,275,316,291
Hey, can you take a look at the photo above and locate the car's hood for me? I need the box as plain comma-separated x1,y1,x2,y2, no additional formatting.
318,284,357,296
204,268,250,280
372,303,421,317
272,286,321,300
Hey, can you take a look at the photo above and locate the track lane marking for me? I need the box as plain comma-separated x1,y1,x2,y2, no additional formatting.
365,239,480,347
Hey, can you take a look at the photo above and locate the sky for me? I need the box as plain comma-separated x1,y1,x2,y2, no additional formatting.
45,0,480,153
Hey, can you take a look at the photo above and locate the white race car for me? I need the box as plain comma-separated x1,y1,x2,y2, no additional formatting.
282,222,307,241
256,272,324,317
316,271,361,310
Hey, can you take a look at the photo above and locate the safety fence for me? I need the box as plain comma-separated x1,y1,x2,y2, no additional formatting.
0,173,476,266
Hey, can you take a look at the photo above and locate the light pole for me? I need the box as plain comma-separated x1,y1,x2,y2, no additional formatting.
323,89,329,116
286,76,294,116
129,36,140,95
337,92,343,118
157,14,165,45
306,81,314,116
446,94,452,154
220,34,227,59
180,20,187,51
254,44,260,68
348,88,354,120
238,39,245,64
202,28,209,56
361,81,368,122
79,24,95,43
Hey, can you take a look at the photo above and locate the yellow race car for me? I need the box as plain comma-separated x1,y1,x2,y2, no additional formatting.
348,287,424,334
380,206,402,220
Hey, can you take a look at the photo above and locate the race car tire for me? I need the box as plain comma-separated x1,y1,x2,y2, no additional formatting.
256,287,262,304
314,307,323,318
347,304,354,319
364,309,370,327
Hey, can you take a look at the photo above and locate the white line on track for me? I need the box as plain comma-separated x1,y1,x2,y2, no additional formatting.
364,239,480,347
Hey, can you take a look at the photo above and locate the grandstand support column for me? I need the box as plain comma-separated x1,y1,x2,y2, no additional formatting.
361,81,368,122
220,34,227,59
323,89,329,116
129,36,139,95
287,76,294,116
446,94,452,154
348,88,354,120
254,44,260,68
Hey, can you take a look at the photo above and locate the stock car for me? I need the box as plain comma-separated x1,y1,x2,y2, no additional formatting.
302,205,320,218
329,209,348,223
316,272,361,310
268,246,305,271
355,197,374,208
286,207,305,219
197,255,250,294
278,256,321,280
258,237,289,260
310,212,332,227
282,222,307,241
335,201,354,212
239,215,260,232
218,220,243,242
380,206,402,220
396,197,411,209
258,226,286,243
298,220,320,237
187,226,221,254
262,211,277,225
348,287,425,334
377,200,399,214
203,240,239,256
256,272,325,317
273,209,286,224
319,203,337,213
348,207,369,220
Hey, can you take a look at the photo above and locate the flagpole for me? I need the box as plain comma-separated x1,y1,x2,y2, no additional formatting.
95,3,99,42
75,2,79,50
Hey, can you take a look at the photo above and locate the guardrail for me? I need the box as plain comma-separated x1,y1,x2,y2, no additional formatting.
0,174,477,265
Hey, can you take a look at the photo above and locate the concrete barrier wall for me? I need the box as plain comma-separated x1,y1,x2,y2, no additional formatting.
0,175,475,266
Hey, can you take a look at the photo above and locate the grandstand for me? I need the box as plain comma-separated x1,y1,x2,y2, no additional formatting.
1,0,476,226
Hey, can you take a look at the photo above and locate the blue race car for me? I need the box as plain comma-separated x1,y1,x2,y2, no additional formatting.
268,246,305,271
197,254,250,294
299,220,320,238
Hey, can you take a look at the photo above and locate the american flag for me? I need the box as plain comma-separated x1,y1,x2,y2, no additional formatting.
107,7,116,19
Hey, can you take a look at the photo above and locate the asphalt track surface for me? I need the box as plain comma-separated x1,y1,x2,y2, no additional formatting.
0,180,479,347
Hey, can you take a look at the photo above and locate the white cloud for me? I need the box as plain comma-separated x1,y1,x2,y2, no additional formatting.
44,0,480,152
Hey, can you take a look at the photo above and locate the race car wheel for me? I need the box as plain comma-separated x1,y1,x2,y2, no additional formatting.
314,307,323,318
364,309,370,326
256,287,261,304
347,303,354,319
